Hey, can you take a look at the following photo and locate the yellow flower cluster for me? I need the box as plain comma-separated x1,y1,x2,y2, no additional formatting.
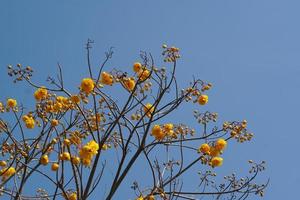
0,167,16,180
45,96,76,113
34,87,48,101
198,138,227,167
22,114,35,129
101,72,113,85
81,78,95,94
123,77,136,91
79,140,99,166
132,62,150,81
138,69,150,81
151,123,174,140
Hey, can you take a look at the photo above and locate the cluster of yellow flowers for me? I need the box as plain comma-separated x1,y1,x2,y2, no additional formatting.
101,72,114,85
151,123,174,140
133,62,150,81
80,78,95,94
198,138,227,167
0,98,18,112
122,77,136,91
22,114,35,129
0,166,16,181
79,140,99,166
34,87,48,101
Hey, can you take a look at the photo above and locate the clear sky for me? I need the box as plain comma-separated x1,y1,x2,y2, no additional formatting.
1,0,300,199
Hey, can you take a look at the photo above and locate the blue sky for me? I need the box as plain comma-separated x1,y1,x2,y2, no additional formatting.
1,0,300,199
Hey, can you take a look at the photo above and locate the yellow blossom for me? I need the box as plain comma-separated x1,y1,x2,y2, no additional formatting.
123,77,136,91
148,195,155,200
133,62,142,72
151,125,165,140
138,69,150,81
164,123,174,132
22,115,35,129
0,161,7,167
81,78,95,94
51,163,59,171
71,157,81,165
64,139,71,146
40,155,49,165
0,167,16,179
198,143,210,154
136,196,144,200
34,87,48,101
211,157,223,167
144,103,154,117
51,119,59,127
66,192,77,200
209,147,220,157
60,152,71,161
7,98,17,108
70,95,80,104
215,138,227,151
101,72,113,85
79,140,99,166
198,95,208,105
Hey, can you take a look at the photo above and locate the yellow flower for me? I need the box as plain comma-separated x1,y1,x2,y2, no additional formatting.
102,144,108,150
164,123,174,132
70,95,80,104
198,95,208,105
51,119,59,127
81,159,91,166
211,157,223,167
209,147,220,157
81,78,95,94
67,192,77,200
7,98,17,108
136,196,144,200
123,77,136,91
40,155,49,165
138,69,150,81
133,62,142,72
0,167,16,179
215,138,227,151
151,125,165,140
64,139,71,146
148,195,155,200
60,152,71,161
144,103,154,117
79,140,99,166
0,160,7,167
51,163,59,171
22,115,35,129
71,157,81,165
101,72,113,85
34,87,48,101
198,143,210,154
